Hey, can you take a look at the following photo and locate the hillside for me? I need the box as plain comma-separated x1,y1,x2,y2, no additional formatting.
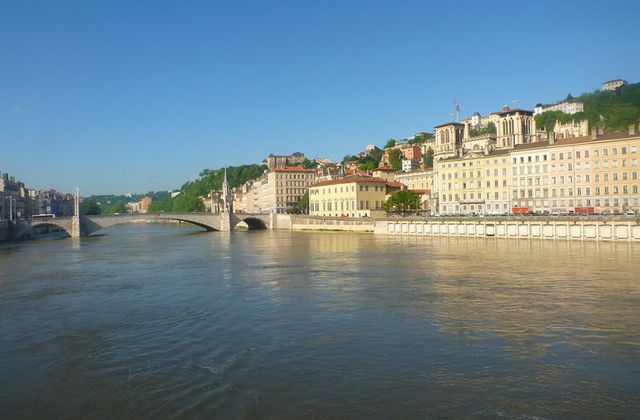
149,164,266,212
536,82,640,133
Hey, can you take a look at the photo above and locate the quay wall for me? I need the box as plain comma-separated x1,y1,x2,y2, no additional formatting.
0,221,12,242
374,217,640,242
289,215,375,232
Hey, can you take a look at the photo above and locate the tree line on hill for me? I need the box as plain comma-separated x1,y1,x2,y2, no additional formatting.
536,83,640,134
147,164,266,213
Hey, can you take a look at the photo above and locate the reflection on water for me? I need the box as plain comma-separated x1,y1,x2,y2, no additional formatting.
0,224,639,418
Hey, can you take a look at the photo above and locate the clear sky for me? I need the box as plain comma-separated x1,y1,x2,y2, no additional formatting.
2,0,640,195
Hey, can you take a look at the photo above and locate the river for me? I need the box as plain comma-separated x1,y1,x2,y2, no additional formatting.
1,224,639,418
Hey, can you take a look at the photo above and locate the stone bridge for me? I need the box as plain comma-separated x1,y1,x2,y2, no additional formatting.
16,212,273,239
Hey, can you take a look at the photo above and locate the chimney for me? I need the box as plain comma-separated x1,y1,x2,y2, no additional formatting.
484,144,490,155
591,126,598,140
629,124,637,135
502,105,510,112
549,132,555,145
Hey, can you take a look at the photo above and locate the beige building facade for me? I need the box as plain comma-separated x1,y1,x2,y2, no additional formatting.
435,131,640,215
309,175,389,218
261,167,316,213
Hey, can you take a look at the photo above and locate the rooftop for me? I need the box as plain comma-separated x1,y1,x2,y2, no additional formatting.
311,174,388,187
434,121,465,129
272,166,315,172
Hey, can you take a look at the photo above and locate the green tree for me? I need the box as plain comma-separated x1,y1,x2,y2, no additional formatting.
384,139,397,149
102,203,126,215
384,190,420,215
81,199,101,215
302,158,317,169
423,146,434,169
290,192,309,214
342,154,358,164
148,199,173,213
605,103,640,132
389,149,402,171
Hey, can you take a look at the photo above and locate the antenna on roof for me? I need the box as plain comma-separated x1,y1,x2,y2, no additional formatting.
512,99,519,109
453,98,461,122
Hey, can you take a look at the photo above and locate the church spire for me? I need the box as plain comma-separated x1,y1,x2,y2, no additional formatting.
222,167,232,213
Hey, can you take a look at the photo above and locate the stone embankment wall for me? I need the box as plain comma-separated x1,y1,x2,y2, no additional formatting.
289,215,375,232
375,217,640,242
0,221,12,242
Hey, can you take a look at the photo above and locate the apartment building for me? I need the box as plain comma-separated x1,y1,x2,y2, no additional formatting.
436,131,640,215
261,166,316,213
437,150,511,215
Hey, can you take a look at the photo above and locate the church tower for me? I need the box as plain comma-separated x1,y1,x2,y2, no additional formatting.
222,167,232,213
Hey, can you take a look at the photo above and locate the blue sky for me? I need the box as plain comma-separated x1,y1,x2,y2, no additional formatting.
2,0,639,195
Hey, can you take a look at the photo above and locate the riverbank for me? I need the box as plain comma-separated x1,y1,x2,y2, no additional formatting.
4,215,640,243
288,215,640,242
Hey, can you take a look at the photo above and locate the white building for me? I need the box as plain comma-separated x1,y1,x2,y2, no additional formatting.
602,79,627,91
402,159,420,172
534,100,584,116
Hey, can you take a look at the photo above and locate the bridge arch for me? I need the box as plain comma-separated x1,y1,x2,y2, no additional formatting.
82,215,220,236
235,217,268,230
17,221,72,239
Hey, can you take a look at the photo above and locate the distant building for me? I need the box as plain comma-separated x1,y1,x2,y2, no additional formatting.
371,167,396,182
139,196,152,213
0,172,32,220
265,152,305,170
602,79,627,91
401,159,421,172
169,190,180,198
200,190,225,213
126,201,141,213
534,100,584,116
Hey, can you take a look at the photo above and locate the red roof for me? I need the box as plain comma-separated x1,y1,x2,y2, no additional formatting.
385,181,406,188
374,166,396,172
345,169,368,175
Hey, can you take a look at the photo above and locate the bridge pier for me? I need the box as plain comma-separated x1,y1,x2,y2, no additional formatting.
70,216,82,238
219,212,232,232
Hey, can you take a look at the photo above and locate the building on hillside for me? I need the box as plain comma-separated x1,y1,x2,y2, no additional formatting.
261,166,316,213
265,152,305,170
309,175,390,218
533,100,584,116
550,119,589,139
433,122,465,162
602,79,627,91
495,107,536,149
402,159,421,172
139,196,152,213
401,144,422,161
125,201,141,213
200,190,225,213
371,167,396,182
